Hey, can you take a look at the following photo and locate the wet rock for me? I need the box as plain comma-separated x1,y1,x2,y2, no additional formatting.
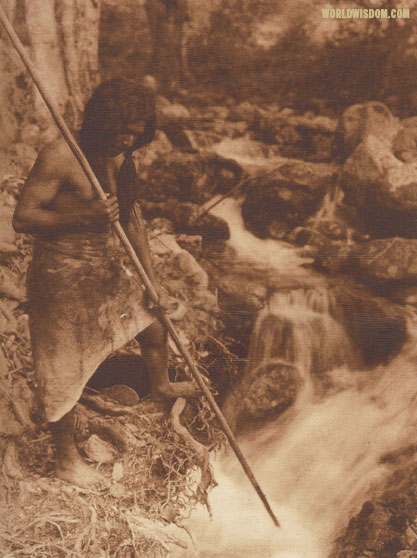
134,130,172,174
143,152,243,204
223,361,299,432
172,249,209,288
241,160,339,238
142,199,230,241
313,244,352,275
197,105,230,121
159,123,195,152
334,464,417,558
228,101,257,124
341,135,417,237
288,226,332,249
350,238,417,284
150,233,209,289
332,284,407,366
252,106,337,159
340,101,399,157
157,98,191,126
393,116,417,162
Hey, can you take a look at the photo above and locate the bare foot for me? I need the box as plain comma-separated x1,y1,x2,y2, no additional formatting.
56,455,106,489
152,381,201,400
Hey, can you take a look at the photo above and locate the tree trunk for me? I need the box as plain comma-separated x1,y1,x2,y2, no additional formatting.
0,0,101,150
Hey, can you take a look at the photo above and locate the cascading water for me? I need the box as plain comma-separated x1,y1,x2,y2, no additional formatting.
179,295,417,557
176,141,417,557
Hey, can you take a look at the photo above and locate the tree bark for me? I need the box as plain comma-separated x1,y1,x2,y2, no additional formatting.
0,0,101,150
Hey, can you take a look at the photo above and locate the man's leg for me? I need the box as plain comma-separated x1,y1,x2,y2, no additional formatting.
49,407,104,488
136,320,200,398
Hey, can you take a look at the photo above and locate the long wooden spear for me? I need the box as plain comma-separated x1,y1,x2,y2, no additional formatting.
0,5,280,527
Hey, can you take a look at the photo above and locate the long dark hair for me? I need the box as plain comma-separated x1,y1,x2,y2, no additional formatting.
80,79,156,225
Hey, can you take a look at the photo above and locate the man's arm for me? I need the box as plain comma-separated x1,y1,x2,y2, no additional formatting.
13,142,118,234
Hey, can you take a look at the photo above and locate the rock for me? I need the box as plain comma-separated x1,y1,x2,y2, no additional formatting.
342,135,417,237
252,106,337,159
286,114,338,134
134,130,172,175
99,385,140,406
334,464,417,558
172,250,209,288
389,285,417,305
241,160,339,238
144,152,243,204
198,105,230,121
0,266,26,301
0,206,16,248
143,200,230,241
314,243,352,275
229,101,257,124
109,482,126,498
150,232,209,286
393,116,417,162
6,143,38,176
332,283,407,366
175,234,202,259
340,101,400,157
223,361,299,432
158,123,195,152
287,226,332,249
19,124,41,148
112,462,124,482
81,434,117,464
158,100,191,125
89,355,151,398
350,238,417,284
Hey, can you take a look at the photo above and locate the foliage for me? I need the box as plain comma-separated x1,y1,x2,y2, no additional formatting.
187,0,417,114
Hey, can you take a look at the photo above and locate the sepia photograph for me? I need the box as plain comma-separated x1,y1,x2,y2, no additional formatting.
1,0,417,556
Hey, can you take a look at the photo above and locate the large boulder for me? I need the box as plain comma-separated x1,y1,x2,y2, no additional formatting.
222,361,299,432
350,238,417,284
228,101,257,124
252,106,337,160
340,101,399,157
142,152,243,204
241,160,339,238
342,135,417,237
332,283,407,366
393,116,417,162
141,199,230,242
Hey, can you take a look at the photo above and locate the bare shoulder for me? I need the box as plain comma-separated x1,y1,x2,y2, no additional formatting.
26,137,80,185
37,137,74,168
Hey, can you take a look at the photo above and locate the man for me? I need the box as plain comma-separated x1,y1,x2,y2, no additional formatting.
13,79,199,488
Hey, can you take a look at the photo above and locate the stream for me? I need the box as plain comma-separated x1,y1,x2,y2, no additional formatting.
174,140,417,557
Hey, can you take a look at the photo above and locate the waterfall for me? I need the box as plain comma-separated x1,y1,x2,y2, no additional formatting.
247,288,359,391
176,169,417,557
211,197,311,275
178,309,417,557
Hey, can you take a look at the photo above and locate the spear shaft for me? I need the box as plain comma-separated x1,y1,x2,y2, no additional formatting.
0,4,280,527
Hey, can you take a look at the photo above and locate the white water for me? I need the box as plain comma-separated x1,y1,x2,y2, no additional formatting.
176,139,417,557
178,310,417,557
211,197,310,277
